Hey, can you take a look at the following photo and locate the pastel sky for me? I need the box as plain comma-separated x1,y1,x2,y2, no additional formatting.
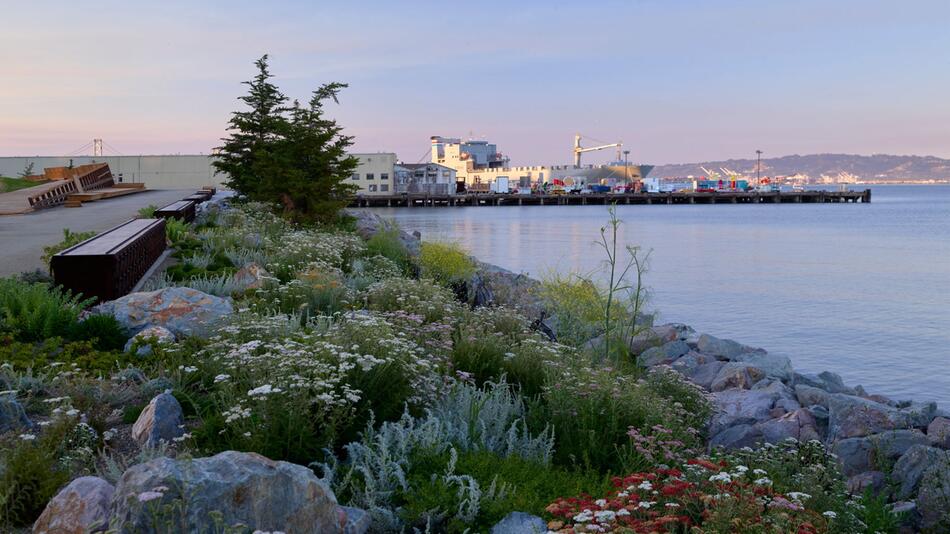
2,0,949,165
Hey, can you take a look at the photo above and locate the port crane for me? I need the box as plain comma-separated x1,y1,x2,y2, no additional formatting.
573,134,622,167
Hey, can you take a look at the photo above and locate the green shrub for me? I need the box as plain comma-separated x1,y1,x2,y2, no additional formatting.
42,228,96,269
250,268,352,320
165,217,191,247
419,241,475,288
537,272,605,347
66,314,129,351
365,229,412,274
137,204,158,218
363,277,460,323
0,336,134,373
0,278,93,342
0,421,73,527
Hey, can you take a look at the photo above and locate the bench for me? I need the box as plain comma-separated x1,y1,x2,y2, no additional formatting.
183,191,211,203
51,218,167,302
154,200,196,223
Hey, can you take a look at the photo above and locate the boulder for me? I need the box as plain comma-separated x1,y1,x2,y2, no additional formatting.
832,437,873,477
468,271,494,308
827,394,913,441
683,361,721,390
793,371,856,395
710,363,766,391
96,287,233,338
132,393,184,448
232,263,271,290
695,334,759,360
918,463,950,532
338,506,371,534
892,445,949,500
709,389,777,436
33,476,114,534
0,393,32,433
901,401,940,429
670,351,713,375
847,471,887,497
491,511,548,533
734,352,794,382
124,325,176,356
870,430,931,463
927,417,950,449
637,340,690,367
795,384,831,408
710,424,763,450
111,451,341,533
758,409,821,444
347,209,421,257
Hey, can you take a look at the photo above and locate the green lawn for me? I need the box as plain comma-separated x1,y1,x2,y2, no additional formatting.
0,176,50,193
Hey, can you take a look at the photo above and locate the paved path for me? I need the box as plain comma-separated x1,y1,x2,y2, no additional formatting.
0,180,64,215
0,189,192,276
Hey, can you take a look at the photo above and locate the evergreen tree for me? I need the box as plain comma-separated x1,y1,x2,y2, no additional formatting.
214,55,358,223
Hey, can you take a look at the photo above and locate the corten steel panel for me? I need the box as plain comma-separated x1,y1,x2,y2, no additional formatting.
182,193,209,203
154,200,196,223
51,218,166,303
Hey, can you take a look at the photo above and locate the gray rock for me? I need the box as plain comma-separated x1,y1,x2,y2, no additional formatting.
870,430,930,463
709,389,777,436
96,287,233,338
710,424,763,450
827,393,913,440
33,476,114,534
832,437,873,476
685,361,725,390
901,401,939,429
710,362,766,391
232,263,271,290
917,459,950,530
670,350,713,375
847,471,887,497
795,384,831,408
637,340,690,367
468,272,494,308
927,417,950,449
339,506,371,534
696,333,757,360
758,409,821,444
111,451,341,533
0,393,32,433
657,323,694,341
490,511,548,533
892,445,949,500
734,352,794,382
132,393,184,448
124,325,176,356
794,371,856,394
347,209,421,257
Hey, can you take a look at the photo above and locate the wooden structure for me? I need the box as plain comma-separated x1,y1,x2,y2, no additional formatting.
51,218,166,302
24,163,147,209
64,183,146,207
183,191,212,203
154,200,197,223
351,189,873,208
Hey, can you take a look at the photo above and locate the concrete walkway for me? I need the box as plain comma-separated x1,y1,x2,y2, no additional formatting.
0,189,192,276
0,180,63,215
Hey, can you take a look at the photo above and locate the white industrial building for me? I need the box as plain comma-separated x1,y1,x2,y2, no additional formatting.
393,163,457,195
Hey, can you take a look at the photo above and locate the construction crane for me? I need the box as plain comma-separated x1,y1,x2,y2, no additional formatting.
573,134,622,167
699,166,722,181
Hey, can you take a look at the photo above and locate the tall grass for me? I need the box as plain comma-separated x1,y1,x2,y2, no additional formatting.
0,278,93,342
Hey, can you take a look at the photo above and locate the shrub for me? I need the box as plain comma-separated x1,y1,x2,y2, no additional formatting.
137,204,158,218
65,313,129,351
365,229,413,274
250,267,351,319
0,278,93,342
42,228,96,269
0,337,134,373
165,217,192,247
419,241,475,288
346,255,403,292
363,277,460,323
0,420,75,527
537,272,605,347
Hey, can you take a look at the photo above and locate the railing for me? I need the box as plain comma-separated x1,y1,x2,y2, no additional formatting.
27,179,78,209
77,164,114,191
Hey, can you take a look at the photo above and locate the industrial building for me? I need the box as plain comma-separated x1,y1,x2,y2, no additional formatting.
393,163,457,195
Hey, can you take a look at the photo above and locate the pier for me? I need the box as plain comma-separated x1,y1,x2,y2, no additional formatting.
350,189,872,208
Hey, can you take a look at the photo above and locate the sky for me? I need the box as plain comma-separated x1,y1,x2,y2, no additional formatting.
2,0,949,165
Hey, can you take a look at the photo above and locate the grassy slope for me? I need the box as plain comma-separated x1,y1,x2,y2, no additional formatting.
0,176,51,193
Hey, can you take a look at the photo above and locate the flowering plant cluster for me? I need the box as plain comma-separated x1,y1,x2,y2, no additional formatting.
545,458,832,533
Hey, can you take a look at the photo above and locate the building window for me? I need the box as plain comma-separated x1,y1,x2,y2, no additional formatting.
366,173,375,180
368,184,377,192
380,184,389,192
380,173,389,181
351,173,360,181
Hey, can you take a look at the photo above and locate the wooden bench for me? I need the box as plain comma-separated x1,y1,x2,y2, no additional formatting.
183,191,212,203
154,200,196,223
51,218,167,302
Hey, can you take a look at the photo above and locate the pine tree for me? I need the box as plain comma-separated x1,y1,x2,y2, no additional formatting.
214,55,289,198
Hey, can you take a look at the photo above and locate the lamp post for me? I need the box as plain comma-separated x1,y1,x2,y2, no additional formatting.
623,150,630,182
755,150,763,186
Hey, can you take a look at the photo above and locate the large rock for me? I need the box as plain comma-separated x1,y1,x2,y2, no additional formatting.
232,263,271,290
347,209,421,257
123,325,175,356
757,409,821,444
900,401,940,429
793,371,856,395
795,384,831,408
637,340,690,367
928,417,950,449
33,476,114,534
734,352,794,382
832,437,873,477
338,506,371,534
695,334,759,360
111,451,341,533
709,389,776,436
917,460,950,531
827,394,913,440
710,362,766,391
685,361,724,390
0,393,32,432
132,393,184,448
95,287,233,338
710,424,763,450
670,351,714,375
847,471,887,497
870,430,930,462
491,511,548,533
892,445,949,500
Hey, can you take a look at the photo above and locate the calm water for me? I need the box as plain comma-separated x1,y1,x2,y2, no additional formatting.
370,185,950,405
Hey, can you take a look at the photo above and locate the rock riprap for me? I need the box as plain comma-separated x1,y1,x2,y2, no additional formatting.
95,287,233,337
110,451,342,533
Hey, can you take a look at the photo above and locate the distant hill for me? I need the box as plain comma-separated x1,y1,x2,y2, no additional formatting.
651,154,950,181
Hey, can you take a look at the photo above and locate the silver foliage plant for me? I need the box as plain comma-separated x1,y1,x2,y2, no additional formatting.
316,378,553,530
